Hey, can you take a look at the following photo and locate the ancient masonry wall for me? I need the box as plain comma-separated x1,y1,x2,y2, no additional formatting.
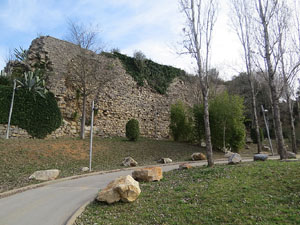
2,36,197,139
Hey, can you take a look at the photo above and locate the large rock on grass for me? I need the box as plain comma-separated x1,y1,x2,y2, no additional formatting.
179,164,193,170
287,151,297,159
228,153,242,164
29,169,60,181
191,152,206,161
254,154,268,161
97,175,141,204
81,167,89,172
132,167,163,182
224,151,235,158
122,157,138,167
157,158,172,164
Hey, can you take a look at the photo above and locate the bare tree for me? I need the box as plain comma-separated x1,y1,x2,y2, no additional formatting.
65,19,104,53
66,52,119,139
179,0,218,167
230,0,262,153
278,1,300,154
65,20,115,139
254,0,289,159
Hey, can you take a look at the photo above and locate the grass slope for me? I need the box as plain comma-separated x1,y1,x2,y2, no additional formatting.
0,137,222,193
76,160,300,225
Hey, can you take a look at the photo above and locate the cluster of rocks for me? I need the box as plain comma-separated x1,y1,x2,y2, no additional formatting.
27,149,298,205
96,152,210,204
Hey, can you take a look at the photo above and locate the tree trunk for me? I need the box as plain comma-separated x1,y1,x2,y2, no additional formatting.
270,82,287,159
80,95,87,139
287,96,297,153
249,78,262,153
203,92,214,167
223,124,226,150
258,0,287,159
269,96,278,150
298,99,300,122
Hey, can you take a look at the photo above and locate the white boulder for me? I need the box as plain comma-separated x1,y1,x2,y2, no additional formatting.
97,175,141,204
29,169,60,181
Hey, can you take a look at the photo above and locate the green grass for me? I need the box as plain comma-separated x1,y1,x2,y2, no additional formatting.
75,160,300,225
0,137,225,193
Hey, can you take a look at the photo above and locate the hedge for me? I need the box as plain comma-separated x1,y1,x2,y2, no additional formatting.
126,119,140,141
0,85,62,138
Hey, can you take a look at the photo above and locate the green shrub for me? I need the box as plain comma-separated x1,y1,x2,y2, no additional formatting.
250,127,264,143
193,92,246,152
209,92,246,152
0,71,12,86
170,101,193,142
126,119,140,141
110,52,186,94
193,104,204,143
0,85,62,138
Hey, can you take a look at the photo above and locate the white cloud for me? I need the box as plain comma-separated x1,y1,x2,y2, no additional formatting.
0,0,65,32
0,0,245,80
122,39,195,74
102,0,183,42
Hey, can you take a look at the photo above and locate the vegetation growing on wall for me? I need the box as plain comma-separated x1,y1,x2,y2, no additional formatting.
0,85,62,138
103,52,187,94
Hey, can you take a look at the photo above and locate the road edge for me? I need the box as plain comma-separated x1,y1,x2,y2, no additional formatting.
64,199,94,225
0,158,228,199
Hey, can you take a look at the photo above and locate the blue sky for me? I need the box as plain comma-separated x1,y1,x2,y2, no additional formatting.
0,0,242,79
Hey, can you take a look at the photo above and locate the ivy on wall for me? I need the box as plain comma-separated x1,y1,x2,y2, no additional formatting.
102,52,187,94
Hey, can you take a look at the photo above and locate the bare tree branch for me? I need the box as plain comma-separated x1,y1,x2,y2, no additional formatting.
65,19,104,53
179,0,218,167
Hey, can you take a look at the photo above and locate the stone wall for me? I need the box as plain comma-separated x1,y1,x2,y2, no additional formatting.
3,36,197,139
0,125,31,139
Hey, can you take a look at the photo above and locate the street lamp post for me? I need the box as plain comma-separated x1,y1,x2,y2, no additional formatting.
89,100,97,172
261,105,274,156
6,79,16,139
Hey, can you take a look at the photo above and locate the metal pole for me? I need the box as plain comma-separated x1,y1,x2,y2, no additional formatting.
261,105,274,156
89,100,95,172
6,79,16,139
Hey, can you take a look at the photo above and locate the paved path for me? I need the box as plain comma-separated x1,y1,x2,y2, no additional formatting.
0,156,280,225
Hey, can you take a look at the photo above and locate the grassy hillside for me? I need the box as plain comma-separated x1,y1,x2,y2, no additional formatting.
0,137,221,193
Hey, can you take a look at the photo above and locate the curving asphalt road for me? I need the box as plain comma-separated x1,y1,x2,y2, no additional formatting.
0,157,280,225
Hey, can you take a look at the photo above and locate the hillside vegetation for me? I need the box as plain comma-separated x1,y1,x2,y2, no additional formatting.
103,52,187,94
